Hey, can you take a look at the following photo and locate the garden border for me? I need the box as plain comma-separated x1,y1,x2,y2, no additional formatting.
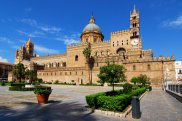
85,90,148,118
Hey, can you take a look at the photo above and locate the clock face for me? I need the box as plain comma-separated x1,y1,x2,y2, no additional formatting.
131,38,139,46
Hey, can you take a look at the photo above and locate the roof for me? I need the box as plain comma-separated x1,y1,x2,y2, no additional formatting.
82,16,102,33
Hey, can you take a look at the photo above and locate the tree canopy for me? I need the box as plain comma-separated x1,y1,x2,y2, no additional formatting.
12,63,26,82
130,74,150,86
25,69,37,82
98,64,126,92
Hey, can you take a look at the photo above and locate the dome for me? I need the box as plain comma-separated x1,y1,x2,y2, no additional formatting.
82,16,102,33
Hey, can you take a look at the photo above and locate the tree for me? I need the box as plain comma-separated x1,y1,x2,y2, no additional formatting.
138,74,150,86
131,74,150,87
12,63,26,82
25,69,37,83
131,77,139,85
98,64,126,92
83,45,94,84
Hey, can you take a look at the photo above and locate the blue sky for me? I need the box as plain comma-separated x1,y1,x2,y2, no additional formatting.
0,0,182,63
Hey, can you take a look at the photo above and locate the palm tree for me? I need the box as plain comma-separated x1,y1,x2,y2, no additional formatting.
83,44,94,84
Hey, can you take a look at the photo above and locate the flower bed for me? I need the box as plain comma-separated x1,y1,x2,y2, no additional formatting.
86,88,146,112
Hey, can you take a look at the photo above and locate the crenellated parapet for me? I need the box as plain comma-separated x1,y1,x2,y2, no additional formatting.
111,30,130,36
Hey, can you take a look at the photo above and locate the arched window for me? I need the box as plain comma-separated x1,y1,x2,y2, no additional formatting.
147,64,151,70
133,65,136,71
75,55,78,61
117,48,126,55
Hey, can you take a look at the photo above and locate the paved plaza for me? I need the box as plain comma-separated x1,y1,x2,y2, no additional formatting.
0,85,182,121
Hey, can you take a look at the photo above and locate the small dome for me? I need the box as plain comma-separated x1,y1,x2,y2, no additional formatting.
82,16,101,33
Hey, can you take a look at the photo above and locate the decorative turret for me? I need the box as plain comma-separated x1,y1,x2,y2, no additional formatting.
14,38,36,64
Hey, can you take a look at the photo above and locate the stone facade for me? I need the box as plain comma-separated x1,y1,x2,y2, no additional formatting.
0,62,13,80
14,6,176,87
175,61,182,81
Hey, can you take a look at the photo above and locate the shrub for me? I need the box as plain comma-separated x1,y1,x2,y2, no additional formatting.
80,83,99,86
97,94,132,111
54,80,59,84
105,89,123,96
86,92,106,108
10,83,25,87
0,82,5,86
86,87,146,112
130,87,146,96
37,79,43,83
34,86,52,95
123,83,133,93
9,86,34,91
132,85,139,90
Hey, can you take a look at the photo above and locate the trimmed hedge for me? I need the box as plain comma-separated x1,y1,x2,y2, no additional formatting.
86,87,146,112
10,83,25,87
86,92,106,108
9,86,34,91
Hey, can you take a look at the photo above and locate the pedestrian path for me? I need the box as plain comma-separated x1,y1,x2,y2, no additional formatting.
140,89,182,121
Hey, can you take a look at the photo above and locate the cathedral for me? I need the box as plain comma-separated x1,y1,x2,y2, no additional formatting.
13,7,176,87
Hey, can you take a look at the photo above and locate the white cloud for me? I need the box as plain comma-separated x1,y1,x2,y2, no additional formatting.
56,37,80,45
18,18,61,34
0,37,14,44
0,56,8,63
34,45,59,54
17,30,45,38
18,18,37,26
38,26,61,33
163,15,182,27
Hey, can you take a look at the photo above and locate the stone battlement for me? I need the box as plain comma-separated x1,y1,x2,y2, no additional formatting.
111,29,130,35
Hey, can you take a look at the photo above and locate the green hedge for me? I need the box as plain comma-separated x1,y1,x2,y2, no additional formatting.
10,83,25,87
86,87,146,112
86,92,106,108
9,86,34,91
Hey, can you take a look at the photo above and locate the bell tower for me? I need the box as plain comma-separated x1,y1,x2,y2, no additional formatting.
130,6,141,48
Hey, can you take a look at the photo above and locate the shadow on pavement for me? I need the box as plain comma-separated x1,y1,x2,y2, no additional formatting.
0,100,96,121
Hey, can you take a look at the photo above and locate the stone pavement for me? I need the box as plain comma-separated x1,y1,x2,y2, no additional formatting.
0,85,126,121
128,89,182,121
0,85,182,121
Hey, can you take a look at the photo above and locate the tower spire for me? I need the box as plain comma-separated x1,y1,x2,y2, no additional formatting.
133,5,137,13
89,15,95,24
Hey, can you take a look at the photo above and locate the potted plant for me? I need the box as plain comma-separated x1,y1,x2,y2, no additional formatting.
34,86,52,104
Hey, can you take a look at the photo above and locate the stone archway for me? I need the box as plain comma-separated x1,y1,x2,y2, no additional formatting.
116,48,126,55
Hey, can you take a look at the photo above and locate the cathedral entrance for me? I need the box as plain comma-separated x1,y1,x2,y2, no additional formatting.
116,48,126,55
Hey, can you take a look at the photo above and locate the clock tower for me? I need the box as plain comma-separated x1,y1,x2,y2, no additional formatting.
130,6,141,48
